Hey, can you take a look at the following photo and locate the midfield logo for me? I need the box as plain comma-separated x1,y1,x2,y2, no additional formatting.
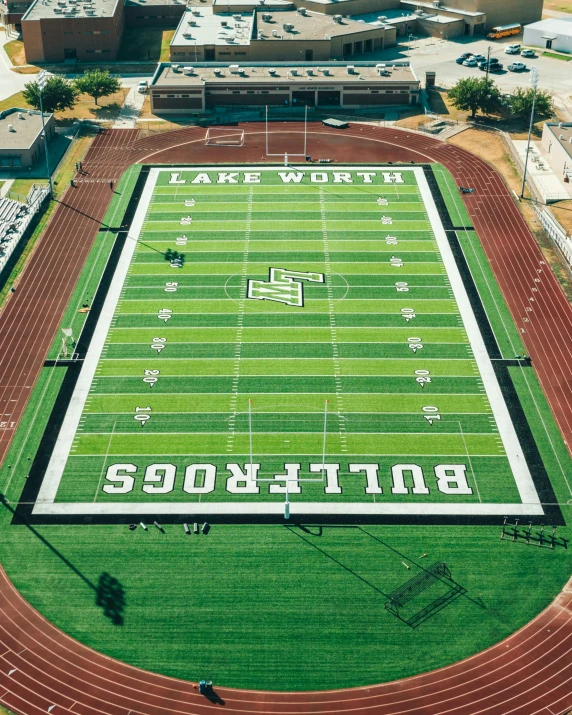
247,268,325,307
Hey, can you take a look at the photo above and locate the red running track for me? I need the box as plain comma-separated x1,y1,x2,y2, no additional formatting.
0,124,571,715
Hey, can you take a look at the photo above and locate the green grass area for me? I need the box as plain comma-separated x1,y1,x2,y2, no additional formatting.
0,164,570,691
542,51,572,60
118,27,175,61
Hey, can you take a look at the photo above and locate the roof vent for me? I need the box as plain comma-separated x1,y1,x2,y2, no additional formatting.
233,13,241,19
229,64,240,73
347,64,355,74
183,66,194,74
268,67,277,74
323,67,330,75
271,28,278,36
559,134,564,140
258,29,263,38
214,68,223,75
18,112,23,119
333,14,342,22
298,6,307,13
283,22,294,31
172,64,181,71
306,68,313,75
290,68,298,76
8,124,15,132
262,12,271,20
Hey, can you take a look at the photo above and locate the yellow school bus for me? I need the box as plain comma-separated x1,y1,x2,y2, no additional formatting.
487,23,522,39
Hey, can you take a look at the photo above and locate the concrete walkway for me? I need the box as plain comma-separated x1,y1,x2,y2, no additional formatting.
112,86,146,128
0,30,29,103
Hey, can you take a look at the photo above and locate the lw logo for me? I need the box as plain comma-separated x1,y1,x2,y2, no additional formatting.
247,268,325,307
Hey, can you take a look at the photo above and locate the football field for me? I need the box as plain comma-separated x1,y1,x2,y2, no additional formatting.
34,165,543,518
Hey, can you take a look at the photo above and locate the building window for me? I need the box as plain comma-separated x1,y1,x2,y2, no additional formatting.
261,90,269,94
167,94,175,97
371,90,379,94
232,90,240,94
0,158,10,167
12,157,21,166
247,90,254,94
63,31,73,34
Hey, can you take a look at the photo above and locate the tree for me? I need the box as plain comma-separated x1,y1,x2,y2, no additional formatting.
22,75,79,114
448,76,502,119
508,87,553,121
74,69,121,105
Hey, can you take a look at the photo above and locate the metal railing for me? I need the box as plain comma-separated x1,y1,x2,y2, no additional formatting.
0,185,50,275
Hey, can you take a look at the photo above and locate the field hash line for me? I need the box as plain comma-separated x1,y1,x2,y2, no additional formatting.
320,188,347,454
228,186,254,453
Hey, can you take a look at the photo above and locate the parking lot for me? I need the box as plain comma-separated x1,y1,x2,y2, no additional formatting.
369,33,572,119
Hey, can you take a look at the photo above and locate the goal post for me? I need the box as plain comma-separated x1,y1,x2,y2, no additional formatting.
205,127,245,146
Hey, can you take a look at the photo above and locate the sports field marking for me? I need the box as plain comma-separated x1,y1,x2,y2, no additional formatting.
33,167,543,517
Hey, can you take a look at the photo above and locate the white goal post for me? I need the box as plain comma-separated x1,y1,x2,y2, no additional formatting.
205,127,245,146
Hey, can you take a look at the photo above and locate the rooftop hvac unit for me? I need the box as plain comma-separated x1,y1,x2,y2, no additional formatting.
268,67,277,74
53,8,62,12
214,68,223,75
189,19,196,25
8,124,14,132
233,13,241,19
298,6,307,13
184,66,194,74
271,28,278,36
333,14,342,22
257,29,263,38
183,32,193,38
306,68,313,75
239,68,246,75
323,68,330,75
283,22,294,31
192,8,200,13
347,64,355,74
377,15,387,21
18,112,23,119
172,64,181,71
560,134,564,140
229,64,240,73
221,19,227,25
290,68,298,75
261,12,271,20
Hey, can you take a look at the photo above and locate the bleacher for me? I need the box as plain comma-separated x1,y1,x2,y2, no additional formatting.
0,185,50,273
0,196,28,244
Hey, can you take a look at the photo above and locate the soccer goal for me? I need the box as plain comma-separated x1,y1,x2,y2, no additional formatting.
205,127,245,146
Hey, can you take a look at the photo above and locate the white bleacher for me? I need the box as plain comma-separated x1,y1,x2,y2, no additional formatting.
0,185,50,274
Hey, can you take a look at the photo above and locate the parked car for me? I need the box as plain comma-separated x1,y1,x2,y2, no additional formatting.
463,58,478,66
508,62,527,71
472,54,486,62
456,56,467,64
460,52,473,58
137,80,149,93
504,44,521,54
480,61,503,71
521,49,536,58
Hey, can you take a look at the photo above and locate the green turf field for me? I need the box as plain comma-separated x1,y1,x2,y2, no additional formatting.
1,163,571,691
32,166,543,517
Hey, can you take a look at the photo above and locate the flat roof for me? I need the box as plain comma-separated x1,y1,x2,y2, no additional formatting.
524,17,572,36
212,0,292,6
126,0,185,7
400,0,485,18
172,7,253,47
152,61,419,86
0,108,52,150
255,9,392,40
22,0,120,21
546,123,572,159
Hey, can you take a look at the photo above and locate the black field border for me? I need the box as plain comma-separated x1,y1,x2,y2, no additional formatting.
13,164,563,526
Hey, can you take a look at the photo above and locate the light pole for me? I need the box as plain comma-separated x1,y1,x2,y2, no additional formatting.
520,67,539,200
37,70,53,198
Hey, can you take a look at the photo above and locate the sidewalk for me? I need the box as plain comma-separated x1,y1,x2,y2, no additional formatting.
112,86,145,128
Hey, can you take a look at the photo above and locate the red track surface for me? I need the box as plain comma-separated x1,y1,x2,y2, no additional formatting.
0,123,571,715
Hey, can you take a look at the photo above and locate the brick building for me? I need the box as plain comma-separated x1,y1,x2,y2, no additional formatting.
0,107,55,169
150,60,420,114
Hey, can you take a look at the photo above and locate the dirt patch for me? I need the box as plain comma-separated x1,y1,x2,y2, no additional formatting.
11,66,41,74
4,40,27,66
549,200,572,236
448,128,572,300
543,0,572,10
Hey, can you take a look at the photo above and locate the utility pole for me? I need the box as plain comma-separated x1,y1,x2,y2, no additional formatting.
37,70,53,198
520,67,540,200
485,45,491,83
